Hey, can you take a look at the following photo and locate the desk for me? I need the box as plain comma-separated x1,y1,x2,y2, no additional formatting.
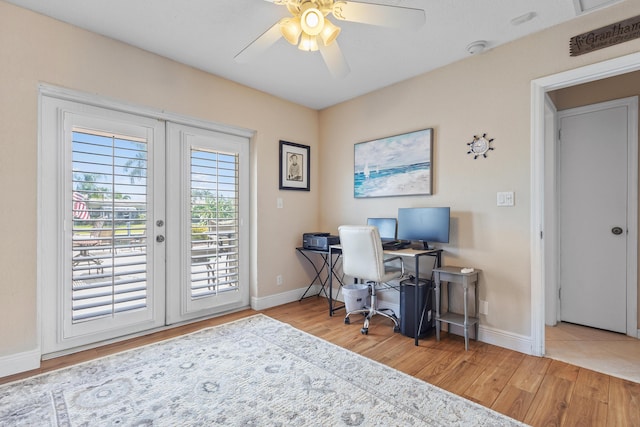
433,266,480,351
328,245,442,345
296,247,345,309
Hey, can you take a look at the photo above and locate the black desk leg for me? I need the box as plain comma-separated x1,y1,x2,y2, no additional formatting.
329,248,334,315
328,247,345,316
414,255,421,346
298,250,328,301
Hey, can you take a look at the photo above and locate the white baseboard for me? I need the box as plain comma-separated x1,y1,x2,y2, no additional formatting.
251,285,323,310
1,290,536,381
477,324,533,354
256,285,534,355
0,348,40,379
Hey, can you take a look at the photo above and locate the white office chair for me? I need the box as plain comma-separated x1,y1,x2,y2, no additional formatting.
338,225,404,335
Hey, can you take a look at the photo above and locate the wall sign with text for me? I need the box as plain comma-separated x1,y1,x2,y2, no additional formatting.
570,15,640,56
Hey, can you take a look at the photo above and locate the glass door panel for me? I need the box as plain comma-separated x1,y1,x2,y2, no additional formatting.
71,129,149,322
41,96,165,355
166,123,249,324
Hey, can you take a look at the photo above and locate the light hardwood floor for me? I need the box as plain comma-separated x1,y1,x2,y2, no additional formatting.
2,297,639,426
546,322,640,384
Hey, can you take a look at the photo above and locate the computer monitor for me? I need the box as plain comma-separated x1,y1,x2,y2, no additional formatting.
366,217,397,242
397,207,450,250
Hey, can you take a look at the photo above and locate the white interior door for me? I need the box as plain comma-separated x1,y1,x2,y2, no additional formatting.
558,97,637,334
165,123,249,324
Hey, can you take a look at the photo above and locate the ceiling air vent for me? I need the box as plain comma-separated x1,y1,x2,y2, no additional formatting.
573,0,625,15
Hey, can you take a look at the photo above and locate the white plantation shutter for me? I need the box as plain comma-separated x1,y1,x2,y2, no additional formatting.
189,149,240,298
71,128,149,322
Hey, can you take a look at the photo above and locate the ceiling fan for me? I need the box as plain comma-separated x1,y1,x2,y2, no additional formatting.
234,0,426,78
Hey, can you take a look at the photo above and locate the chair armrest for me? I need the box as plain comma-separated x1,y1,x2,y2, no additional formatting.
383,255,404,276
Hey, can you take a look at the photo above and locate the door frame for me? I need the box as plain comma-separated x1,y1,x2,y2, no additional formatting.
531,52,640,356
37,84,255,358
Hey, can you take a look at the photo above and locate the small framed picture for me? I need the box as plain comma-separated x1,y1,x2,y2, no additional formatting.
279,140,310,191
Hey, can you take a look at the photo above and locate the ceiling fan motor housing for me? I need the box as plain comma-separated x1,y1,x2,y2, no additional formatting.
281,0,341,50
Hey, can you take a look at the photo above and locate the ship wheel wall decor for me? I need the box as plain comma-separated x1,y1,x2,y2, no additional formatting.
467,133,495,159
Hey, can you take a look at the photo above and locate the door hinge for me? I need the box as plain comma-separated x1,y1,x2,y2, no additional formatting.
558,287,561,300
540,230,543,239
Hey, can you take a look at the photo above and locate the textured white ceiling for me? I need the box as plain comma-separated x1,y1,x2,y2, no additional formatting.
4,0,622,109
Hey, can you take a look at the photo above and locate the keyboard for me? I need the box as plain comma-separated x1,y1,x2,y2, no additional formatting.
382,240,410,250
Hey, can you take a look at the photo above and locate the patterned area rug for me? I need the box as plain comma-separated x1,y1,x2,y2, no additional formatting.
1,315,527,426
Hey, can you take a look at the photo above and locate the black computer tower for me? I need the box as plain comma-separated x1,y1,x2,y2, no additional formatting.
400,278,433,338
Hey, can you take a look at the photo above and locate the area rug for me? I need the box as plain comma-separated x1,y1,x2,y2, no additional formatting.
0,314,527,426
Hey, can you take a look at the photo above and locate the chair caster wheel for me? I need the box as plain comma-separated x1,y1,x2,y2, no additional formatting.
393,325,400,333
361,328,368,335
344,317,350,325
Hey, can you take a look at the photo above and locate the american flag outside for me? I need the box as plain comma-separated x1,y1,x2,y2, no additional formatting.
72,192,90,220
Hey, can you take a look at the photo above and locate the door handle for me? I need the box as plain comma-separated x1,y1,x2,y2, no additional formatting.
611,226,624,235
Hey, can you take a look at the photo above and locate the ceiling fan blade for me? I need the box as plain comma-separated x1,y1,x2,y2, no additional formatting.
318,41,350,79
332,1,425,29
234,22,283,64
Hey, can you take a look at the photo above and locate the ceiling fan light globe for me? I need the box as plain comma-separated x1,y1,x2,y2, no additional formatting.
298,33,319,51
301,8,324,36
280,17,302,45
320,19,340,46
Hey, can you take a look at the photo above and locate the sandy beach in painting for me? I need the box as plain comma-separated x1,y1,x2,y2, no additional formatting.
354,166,430,198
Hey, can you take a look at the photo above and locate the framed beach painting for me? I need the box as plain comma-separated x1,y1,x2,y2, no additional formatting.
279,140,310,191
354,128,433,198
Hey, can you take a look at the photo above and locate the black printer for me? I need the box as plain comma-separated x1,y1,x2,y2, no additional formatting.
302,232,340,251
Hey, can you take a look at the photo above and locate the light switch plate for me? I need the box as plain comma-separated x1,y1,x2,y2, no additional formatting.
497,191,515,207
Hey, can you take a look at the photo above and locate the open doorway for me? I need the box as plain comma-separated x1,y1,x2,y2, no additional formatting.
531,52,640,365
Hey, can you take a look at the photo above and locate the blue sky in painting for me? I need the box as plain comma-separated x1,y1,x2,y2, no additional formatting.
354,128,431,173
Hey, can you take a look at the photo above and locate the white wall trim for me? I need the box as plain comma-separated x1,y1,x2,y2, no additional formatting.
0,348,40,379
478,325,533,355
251,285,323,310
252,284,532,354
531,51,640,357
38,84,255,139
35,83,257,358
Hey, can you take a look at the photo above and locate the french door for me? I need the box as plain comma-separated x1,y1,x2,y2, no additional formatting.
165,123,249,324
40,91,249,355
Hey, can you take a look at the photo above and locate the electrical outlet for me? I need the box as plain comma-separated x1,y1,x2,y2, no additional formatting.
276,274,283,286
479,300,489,315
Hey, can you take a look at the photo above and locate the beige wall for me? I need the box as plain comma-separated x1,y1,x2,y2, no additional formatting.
2,0,640,365
318,1,640,337
0,1,320,358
